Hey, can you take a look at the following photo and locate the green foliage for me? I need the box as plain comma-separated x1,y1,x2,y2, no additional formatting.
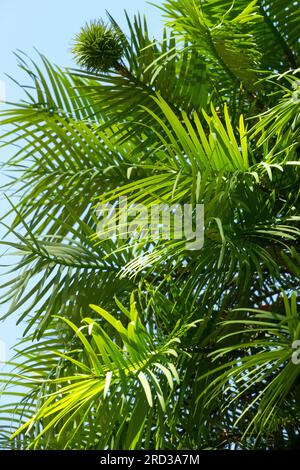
200,293,300,438
160,0,263,88
4,297,197,450
0,0,299,450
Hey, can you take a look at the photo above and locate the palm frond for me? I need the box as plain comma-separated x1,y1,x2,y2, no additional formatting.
199,292,300,437
4,297,198,450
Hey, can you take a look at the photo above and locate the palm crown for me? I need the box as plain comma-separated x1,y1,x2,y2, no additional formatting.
0,0,299,450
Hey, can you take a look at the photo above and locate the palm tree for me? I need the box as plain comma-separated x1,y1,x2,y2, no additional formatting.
0,0,299,450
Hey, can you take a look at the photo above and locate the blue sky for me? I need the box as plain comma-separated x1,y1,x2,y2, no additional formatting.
0,0,163,362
